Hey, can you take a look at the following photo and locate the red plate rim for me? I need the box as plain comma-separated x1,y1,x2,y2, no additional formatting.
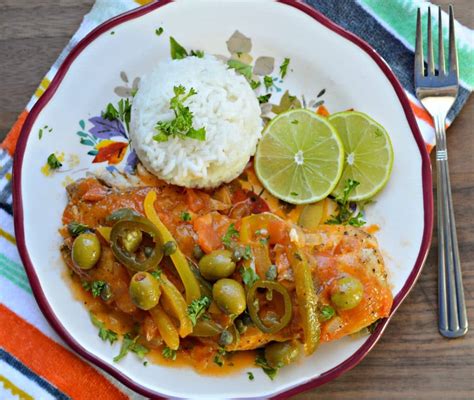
12,0,433,398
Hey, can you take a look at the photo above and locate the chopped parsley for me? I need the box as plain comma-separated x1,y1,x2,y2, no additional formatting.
320,305,336,321
90,313,118,344
222,223,239,248
67,222,91,236
257,93,272,104
180,211,192,222
250,79,261,90
190,49,205,58
255,352,278,380
243,245,253,260
114,333,149,362
239,266,259,287
213,347,226,367
259,237,269,246
279,57,290,79
326,179,366,227
170,36,188,59
91,281,107,298
263,75,275,90
162,346,177,360
102,98,132,132
155,27,164,36
154,85,206,142
150,269,162,280
187,296,211,326
47,153,62,170
227,59,253,81
247,372,255,381
265,265,277,281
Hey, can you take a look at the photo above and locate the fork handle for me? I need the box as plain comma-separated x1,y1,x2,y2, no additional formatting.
434,115,468,338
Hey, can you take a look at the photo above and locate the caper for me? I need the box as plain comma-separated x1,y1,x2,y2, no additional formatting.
231,246,244,262
163,241,177,256
144,246,154,258
199,250,236,281
212,278,246,316
331,276,364,310
218,330,234,346
235,319,247,334
193,244,205,260
121,229,143,253
264,341,300,369
72,233,101,270
129,271,161,310
100,283,113,301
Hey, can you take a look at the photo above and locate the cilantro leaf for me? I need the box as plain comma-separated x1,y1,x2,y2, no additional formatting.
187,296,211,326
47,154,62,169
255,352,279,380
67,222,91,236
279,57,290,79
227,59,253,81
222,223,239,248
239,266,259,287
170,36,188,59
90,313,118,344
162,346,177,360
154,85,206,142
263,75,275,90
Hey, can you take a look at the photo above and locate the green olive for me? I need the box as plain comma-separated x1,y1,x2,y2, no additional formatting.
212,278,246,316
331,276,364,310
129,271,161,310
264,341,300,369
199,250,236,281
121,229,143,253
72,233,101,270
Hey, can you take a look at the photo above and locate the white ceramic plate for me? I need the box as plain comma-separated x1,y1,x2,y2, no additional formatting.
13,1,433,398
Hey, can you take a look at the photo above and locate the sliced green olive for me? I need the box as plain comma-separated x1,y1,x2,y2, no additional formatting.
72,233,101,270
264,341,300,369
199,250,236,281
331,276,364,310
212,279,246,316
129,271,161,310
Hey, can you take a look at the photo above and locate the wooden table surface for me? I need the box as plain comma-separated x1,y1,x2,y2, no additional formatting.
0,1,472,399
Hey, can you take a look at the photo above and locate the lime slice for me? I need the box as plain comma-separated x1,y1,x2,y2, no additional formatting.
329,111,394,201
255,109,344,205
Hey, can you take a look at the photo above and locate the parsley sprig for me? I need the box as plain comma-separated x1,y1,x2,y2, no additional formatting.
326,179,366,227
255,352,279,380
162,346,177,360
90,313,118,344
113,333,149,362
222,223,239,249
187,296,211,326
153,85,206,142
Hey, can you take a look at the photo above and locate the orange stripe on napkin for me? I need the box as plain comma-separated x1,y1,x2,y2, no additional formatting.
1,110,28,156
0,305,127,400
409,100,434,127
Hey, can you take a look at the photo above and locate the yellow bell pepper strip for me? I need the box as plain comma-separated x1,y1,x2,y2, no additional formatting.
247,280,293,334
144,190,201,303
159,273,193,338
149,305,180,350
96,226,111,242
287,246,320,355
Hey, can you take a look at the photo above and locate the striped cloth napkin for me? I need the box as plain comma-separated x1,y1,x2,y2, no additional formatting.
0,1,472,398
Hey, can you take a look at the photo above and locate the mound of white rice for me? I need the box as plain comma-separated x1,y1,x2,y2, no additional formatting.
130,55,262,188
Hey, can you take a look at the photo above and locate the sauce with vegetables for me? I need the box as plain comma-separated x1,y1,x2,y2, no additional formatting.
60,164,392,377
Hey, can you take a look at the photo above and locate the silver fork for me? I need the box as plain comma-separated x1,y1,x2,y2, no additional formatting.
415,6,468,338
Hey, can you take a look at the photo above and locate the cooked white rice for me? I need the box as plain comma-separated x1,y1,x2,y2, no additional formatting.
130,55,262,188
